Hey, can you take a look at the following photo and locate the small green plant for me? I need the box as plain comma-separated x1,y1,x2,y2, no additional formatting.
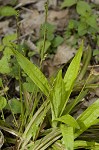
61,0,99,47
37,1,63,65
0,40,99,149
0,6,17,16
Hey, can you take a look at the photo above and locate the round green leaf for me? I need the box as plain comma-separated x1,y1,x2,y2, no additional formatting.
61,0,77,8
0,96,7,110
76,1,91,16
0,6,17,16
8,98,21,114
53,36,64,47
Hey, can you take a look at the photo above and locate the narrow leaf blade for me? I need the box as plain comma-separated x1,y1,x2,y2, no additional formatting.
50,70,66,122
75,99,99,138
61,124,74,150
77,99,99,129
54,114,80,129
60,43,83,115
64,43,83,91
12,49,50,96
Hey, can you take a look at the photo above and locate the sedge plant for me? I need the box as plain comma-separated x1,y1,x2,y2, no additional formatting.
0,1,99,150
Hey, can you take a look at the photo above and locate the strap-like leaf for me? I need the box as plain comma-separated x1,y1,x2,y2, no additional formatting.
12,49,50,96
61,124,74,150
54,114,80,129
64,43,83,91
75,99,99,138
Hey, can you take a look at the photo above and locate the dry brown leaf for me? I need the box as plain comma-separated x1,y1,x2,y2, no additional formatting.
20,9,69,38
20,10,44,36
43,59,59,77
48,9,69,28
34,0,57,11
48,10,68,21
16,0,38,8
53,44,76,66
0,20,10,35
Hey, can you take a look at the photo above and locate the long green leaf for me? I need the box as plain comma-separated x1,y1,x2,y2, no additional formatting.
64,43,83,91
50,70,66,123
77,99,99,128
12,49,50,96
75,99,99,138
74,140,99,149
54,114,80,129
20,100,50,149
61,124,74,150
60,43,83,115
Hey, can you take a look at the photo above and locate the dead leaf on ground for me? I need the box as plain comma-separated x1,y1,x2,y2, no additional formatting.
19,9,69,39
48,9,69,29
0,20,14,35
20,10,43,37
43,59,59,77
15,0,38,8
53,43,76,66
34,0,57,11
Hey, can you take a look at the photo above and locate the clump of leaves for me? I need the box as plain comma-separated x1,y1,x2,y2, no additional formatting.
37,1,64,63
1,41,99,149
61,0,99,49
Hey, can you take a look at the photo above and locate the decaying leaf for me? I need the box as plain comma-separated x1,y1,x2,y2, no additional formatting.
53,43,76,66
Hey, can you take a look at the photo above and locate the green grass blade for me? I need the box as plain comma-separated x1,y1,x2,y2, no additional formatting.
20,100,50,149
32,128,61,150
61,124,74,150
12,49,50,96
52,141,66,150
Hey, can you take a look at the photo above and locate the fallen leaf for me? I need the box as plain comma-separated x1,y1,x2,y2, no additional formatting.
34,0,57,11
53,43,76,66
0,20,9,34
48,9,69,29
20,10,44,37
